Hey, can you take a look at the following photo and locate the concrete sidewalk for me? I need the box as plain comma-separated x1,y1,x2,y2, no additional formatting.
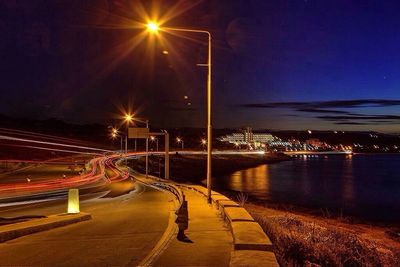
154,187,232,266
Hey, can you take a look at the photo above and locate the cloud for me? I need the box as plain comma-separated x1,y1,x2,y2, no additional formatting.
317,115,400,121
296,108,352,114
240,99,400,109
239,99,400,125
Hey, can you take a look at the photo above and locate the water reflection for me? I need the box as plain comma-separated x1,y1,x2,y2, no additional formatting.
342,155,355,205
216,154,400,222
229,165,269,195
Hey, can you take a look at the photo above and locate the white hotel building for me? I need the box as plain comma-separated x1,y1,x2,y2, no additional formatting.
218,128,276,148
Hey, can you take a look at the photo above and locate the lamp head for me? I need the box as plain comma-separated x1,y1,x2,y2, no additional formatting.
147,21,159,33
124,114,133,123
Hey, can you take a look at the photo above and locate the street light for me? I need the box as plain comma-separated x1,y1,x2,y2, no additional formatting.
147,21,213,203
176,137,184,150
150,136,159,151
110,127,123,154
122,113,135,165
201,138,206,149
147,21,159,33
125,115,150,177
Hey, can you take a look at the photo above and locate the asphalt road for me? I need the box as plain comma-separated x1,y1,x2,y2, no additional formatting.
0,182,174,267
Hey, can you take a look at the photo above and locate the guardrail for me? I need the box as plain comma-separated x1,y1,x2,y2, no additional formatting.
153,182,184,206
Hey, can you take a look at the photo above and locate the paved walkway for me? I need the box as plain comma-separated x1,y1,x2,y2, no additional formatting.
154,187,232,266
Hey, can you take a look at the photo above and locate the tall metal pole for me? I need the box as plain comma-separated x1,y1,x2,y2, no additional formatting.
145,120,149,177
164,131,169,179
206,33,212,204
154,27,212,201
125,134,128,165
120,136,123,154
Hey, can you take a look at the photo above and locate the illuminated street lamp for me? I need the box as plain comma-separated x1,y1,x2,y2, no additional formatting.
201,138,207,150
147,21,159,33
124,114,150,177
150,136,159,151
110,127,123,154
147,21,213,203
176,137,184,150
123,113,134,158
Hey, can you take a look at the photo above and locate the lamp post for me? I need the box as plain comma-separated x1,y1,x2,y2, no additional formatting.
124,114,133,165
150,136,159,151
176,137,184,150
129,116,150,177
147,22,213,203
111,128,123,153
201,138,207,151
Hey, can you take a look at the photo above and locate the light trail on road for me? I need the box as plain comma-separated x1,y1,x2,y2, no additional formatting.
0,135,112,153
0,153,134,199
0,128,96,146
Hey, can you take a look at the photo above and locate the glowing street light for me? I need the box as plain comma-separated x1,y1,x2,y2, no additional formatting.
125,114,133,123
176,137,184,150
201,139,206,150
109,127,123,154
146,21,213,203
150,136,159,151
122,113,134,164
147,21,159,33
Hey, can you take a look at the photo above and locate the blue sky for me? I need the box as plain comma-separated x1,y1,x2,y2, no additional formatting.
0,0,399,132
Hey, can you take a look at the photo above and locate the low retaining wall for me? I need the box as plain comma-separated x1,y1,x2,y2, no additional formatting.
0,212,91,243
180,184,279,267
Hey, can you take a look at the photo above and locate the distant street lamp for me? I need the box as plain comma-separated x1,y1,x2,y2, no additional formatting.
147,21,213,203
201,138,207,150
125,115,150,177
110,127,123,153
123,114,133,164
176,137,184,150
150,136,159,151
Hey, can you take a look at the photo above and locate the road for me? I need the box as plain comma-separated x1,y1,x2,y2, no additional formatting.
0,182,175,266
0,152,232,266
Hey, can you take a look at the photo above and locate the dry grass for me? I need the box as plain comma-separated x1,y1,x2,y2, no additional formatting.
236,191,248,207
253,213,400,267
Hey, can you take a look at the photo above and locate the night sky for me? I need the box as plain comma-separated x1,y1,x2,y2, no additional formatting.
1,0,400,133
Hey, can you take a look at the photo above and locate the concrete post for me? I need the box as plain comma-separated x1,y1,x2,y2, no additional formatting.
67,189,80,214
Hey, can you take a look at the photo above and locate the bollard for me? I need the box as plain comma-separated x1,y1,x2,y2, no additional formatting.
67,188,80,214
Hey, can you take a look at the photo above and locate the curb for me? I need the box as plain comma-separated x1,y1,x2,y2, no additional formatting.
181,184,279,267
0,212,91,243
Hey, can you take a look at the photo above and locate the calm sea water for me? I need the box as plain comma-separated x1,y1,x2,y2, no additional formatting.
214,154,400,222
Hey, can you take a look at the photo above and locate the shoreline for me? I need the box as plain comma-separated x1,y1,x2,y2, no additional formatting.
129,153,399,265
129,153,400,228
